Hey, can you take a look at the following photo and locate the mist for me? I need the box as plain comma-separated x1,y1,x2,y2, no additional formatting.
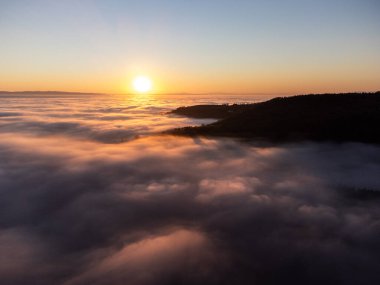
1,132,380,284
0,94,379,285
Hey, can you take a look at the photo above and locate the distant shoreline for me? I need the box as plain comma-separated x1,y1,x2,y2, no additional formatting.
0,90,284,96
2,90,379,97
0,91,104,96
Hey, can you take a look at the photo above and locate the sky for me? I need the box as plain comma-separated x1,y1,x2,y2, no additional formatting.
0,0,379,94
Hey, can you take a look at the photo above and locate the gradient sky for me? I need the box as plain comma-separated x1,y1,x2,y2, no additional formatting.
0,0,379,94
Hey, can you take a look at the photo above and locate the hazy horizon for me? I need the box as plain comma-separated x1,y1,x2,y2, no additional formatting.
1,89,379,97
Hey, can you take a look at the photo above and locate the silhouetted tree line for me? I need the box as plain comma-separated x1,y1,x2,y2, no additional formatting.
170,92,380,144
171,103,251,119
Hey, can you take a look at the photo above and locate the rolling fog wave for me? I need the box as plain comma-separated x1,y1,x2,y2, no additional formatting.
0,94,379,285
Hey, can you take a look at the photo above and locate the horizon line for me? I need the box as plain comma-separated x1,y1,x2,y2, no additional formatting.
0,90,290,96
1,90,379,97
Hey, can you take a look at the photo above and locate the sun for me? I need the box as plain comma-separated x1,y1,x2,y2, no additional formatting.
132,76,152,93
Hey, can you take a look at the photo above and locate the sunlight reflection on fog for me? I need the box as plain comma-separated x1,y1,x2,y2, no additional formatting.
0,93,262,142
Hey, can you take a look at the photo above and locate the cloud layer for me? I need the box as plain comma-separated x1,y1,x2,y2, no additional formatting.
1,133,380,285
1,94,380,285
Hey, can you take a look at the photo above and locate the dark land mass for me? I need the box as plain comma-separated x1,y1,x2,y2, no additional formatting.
339,187,380,202
171,104,252,119
170,92,380,144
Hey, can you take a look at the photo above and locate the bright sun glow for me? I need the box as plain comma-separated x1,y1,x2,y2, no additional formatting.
133,76,152,93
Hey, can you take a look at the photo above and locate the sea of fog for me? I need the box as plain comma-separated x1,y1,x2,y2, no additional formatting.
0,93,380,285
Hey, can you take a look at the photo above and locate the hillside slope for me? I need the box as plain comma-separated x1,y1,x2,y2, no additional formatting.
170,92,380,143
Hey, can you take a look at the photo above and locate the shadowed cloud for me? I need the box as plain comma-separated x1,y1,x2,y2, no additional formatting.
0,132,380,285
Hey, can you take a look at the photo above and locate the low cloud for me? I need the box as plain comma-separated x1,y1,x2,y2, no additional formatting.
197,177,257,202
0,131,380,285
65,229,219,285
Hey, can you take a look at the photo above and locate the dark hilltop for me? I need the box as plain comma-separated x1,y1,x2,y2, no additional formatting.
170,92,380,144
